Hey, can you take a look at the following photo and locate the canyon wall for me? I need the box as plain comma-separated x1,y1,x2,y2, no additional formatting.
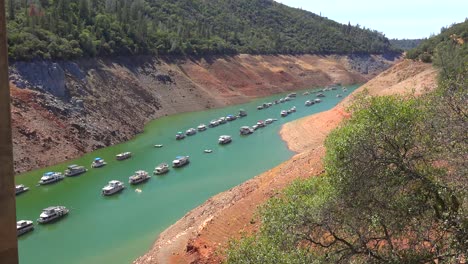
9,54,396,173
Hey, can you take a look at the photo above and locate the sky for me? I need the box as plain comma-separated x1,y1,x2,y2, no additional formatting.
275,0,468,39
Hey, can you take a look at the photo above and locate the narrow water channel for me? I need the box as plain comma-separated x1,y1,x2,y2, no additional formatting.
15,85,358,264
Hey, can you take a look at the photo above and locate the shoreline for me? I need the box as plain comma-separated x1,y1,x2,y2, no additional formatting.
133,60,437,264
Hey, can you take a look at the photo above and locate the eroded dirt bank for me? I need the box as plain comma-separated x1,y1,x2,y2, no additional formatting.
11,54,394,174
133,60,437,264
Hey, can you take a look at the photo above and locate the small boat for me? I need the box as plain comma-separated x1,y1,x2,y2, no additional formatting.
279,98,285,103
102,180,125,196
15,184,29,195
129,170,150,185
37,206,69,224
262,103,270,108
257,105,264,110
252,124,259,130
65,165,87,177
204,149,213,153
154,163,170,175
226,115,237,121
218,135,232,145
239,109,247,117
17,220,34,236
39,172,65,185
116,152,132,160
336,94,342,98
305,100,314,106
314,98,322,103
274,100,279,104
265,118,274,124
284,97,291,101
197,124,207,131
186,128,197,136
154,144,164,148
303,91,310,95
257,121,266,128
176,132,186,140
290,106,297,113
281,110,288,117
316,93,325,98
91,157,107,168
267,102,273,107
218,117,227,124
287,92,297,98
342,87,348,92
240,126,254,135
173,156,190,168
209,120,220,127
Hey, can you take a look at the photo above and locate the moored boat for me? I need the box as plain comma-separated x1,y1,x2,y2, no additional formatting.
116,152,132,160
226,114,237,121
172,156,190,168
129,170,150,185
39,172,65,185
316,92,325,97
290,106,297,113
154,144,164,148
240,126,254,135
175,132,186,140
303,91,310,95
314,98,322,103
239,109,247,117
37,206,69,224
17,220,34,236
305,100,313,106
102,180,125,196
15,184,29,195
91,157,107,168
256,120,266,127
209,119,220,127
197,124,207,131
257,105,264,110
218,117,227,124
204,149,213,153
186,128,197,136
336,94,342,98
265,118,274,124
154,163,170,175
218,135,232,144
287,92,297,98
252,124,259,130
64,165,87,177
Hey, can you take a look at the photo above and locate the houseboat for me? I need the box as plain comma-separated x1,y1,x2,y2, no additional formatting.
172,156,190,168
218,135,232,145
240,126,254,135
91,157,107,168
17,220,34,236
102,180,125,196
176,132,186,140
39,172,65,185
116,152,132,160
154,163,170,175
37,206,69,224
186,128,197,136
129,170,150,185
65,165,87,177
15,184,29,195
197,124,207,131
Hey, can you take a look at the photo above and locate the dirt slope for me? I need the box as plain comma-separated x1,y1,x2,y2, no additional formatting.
133,60,437,264
10,54,393,174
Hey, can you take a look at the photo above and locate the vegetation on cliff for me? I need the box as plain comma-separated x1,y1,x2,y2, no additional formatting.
406,19,468,62
6,0,397,60
226,24,467,264
389,38,423,50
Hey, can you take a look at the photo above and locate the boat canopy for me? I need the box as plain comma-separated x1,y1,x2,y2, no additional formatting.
44,172,54,176
94,157,102,161
175,156,185,159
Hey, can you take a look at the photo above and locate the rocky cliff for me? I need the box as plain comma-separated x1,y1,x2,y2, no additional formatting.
9,54,397,173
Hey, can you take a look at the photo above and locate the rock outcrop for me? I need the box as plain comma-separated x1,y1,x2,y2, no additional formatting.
10,54,396,173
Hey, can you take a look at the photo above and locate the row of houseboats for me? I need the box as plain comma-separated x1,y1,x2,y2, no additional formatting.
16,88,341,236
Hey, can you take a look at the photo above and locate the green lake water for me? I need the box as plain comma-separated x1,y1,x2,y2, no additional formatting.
15,85,358,264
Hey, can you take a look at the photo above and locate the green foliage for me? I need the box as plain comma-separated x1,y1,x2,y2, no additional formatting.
226,22,467,261
406,19,468,62
6,0,397,60
389,38,424,51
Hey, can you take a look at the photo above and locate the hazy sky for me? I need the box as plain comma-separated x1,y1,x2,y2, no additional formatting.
275,0,467,39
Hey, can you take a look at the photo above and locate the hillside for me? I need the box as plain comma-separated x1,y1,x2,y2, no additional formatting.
10,54,395,174
6,0,397,60
133,59,437,264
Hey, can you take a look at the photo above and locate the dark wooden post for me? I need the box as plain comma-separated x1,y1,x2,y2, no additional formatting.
0,0,19,263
